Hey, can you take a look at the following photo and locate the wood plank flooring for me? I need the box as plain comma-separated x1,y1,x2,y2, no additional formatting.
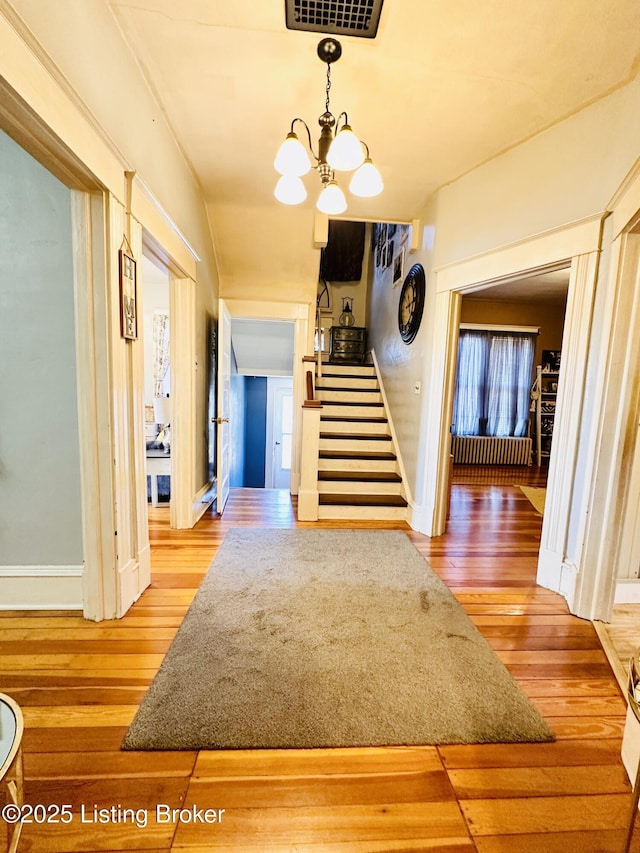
1,467,639,851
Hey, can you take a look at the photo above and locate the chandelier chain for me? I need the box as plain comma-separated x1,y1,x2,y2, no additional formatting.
325,62,332,115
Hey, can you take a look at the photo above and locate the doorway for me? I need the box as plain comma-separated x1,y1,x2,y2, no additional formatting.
451,268,569,516
141,255,171,515
227,319,295,492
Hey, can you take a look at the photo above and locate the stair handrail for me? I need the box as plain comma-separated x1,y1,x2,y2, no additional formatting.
370,348,414,507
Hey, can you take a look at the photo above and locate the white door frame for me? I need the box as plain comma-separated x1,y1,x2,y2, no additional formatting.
265,376,294,489
573,161,640,618
419,215,605,617
222,299,311,496
216,298,232,514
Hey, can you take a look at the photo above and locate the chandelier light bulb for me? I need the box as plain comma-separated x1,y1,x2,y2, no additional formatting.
274,132,312,176
349,158,384,198
274,174,307,205
316,180,347,215
326,125,365,171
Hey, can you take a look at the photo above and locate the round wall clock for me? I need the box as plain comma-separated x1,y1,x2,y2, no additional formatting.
398,263,425,344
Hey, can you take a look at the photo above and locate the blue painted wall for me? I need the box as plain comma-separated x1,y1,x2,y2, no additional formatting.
244,377,267,487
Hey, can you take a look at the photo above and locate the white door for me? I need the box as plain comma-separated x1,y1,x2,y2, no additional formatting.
216,299,231,513
266,377,294,489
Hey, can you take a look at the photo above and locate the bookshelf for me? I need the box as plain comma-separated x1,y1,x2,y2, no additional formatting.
532,365,559,466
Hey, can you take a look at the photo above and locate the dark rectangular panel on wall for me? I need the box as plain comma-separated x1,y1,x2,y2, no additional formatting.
320,220,366,282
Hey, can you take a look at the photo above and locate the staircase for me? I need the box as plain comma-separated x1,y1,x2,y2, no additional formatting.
313,361,408,521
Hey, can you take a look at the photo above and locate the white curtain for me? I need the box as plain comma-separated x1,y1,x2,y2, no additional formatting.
453,330,535,437
153,312,170,398
486,334,535,436
452,331,487,436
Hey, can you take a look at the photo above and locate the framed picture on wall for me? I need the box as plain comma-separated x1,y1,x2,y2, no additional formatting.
119,249,138,340
392,247,405,286
385,239,395,269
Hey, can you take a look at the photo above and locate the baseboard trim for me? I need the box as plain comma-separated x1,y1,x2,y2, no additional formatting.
615,579,640,603
192,481,215,525
408,501,433,536
0,565,83,609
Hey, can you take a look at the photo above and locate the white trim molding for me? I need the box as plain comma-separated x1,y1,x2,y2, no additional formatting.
434,215,603,292
0,566,84,610
192,481,215,526
615,580,640,604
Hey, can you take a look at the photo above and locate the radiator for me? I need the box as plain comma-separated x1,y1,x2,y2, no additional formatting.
451,435,532,466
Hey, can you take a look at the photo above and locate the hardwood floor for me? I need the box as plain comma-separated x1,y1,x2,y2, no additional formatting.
1,468,638,851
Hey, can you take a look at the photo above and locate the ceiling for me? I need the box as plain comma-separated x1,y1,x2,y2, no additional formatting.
107,1,640,288
464,269,570,304
231,319,295,376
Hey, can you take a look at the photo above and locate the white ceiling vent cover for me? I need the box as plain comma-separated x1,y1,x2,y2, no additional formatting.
285,0,384,38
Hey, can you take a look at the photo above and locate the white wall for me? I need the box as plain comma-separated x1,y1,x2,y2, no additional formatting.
368,215,436,503
368,74,640,521
0,129,83,571
433,74,640,267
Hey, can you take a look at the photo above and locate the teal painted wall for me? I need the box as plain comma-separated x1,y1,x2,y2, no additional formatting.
0,130,83,565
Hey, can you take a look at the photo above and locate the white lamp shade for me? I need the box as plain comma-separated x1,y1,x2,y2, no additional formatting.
349,158,384,197
274,133,312,176
326,125,365,171
153,396,171,424
316,180,347,215
274,174,307,205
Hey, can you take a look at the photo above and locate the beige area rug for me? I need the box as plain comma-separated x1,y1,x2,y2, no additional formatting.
122,529,554,750
520,486,547,515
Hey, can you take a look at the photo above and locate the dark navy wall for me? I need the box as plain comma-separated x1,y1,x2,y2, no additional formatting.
244,377,267,487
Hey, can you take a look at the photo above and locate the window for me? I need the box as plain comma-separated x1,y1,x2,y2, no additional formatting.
452,329,535,438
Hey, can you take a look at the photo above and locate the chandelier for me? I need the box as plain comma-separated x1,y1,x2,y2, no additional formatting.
273,37,383,215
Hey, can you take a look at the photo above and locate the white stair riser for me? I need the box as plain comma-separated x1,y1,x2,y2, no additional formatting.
319,437,393,453
319,365,375,377
319,457,399,473
318,480,404,495
318,504,408,521
317,390,382,404
316,376,379,390
320,420,389,435
320,404,385,418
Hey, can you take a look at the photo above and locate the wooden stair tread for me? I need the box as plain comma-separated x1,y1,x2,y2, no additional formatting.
320,432,392,441
320,400,384,408
316,385,379,393
319,450,397,460
321,360,373,366
321,416,388,423
318,470,402,482
319,493,408,507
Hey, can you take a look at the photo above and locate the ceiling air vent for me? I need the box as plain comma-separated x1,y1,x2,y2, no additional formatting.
285,0,384,39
